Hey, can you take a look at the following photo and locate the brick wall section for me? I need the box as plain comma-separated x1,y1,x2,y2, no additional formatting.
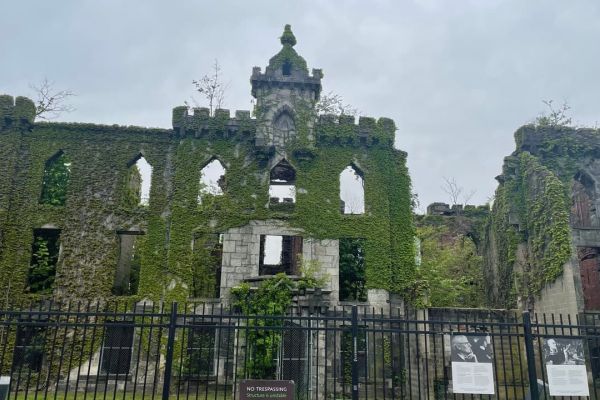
579,247,600,310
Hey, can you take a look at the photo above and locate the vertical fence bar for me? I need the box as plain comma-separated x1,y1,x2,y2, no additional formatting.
162,302,178,400
522,311,538,400
351,306,359,400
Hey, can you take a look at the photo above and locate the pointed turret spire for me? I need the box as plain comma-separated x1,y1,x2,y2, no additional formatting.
280,24,297,47
250,25,323,150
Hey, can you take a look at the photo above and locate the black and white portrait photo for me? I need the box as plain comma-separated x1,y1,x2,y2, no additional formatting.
542,338,589,396
450,333,495,394
451,334,493,363
543,338,585,366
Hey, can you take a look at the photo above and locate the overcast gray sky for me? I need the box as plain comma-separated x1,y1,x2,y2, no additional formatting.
2,0,599,211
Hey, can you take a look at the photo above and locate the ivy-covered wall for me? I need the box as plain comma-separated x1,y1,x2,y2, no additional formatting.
0,95,173,304
0,95,415,305
484,124,600,310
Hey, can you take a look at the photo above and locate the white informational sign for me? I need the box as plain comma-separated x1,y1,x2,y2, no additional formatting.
543,337,589,396
0,376,10,400
546,365,589,396
450,334,495,394
452,362,495,394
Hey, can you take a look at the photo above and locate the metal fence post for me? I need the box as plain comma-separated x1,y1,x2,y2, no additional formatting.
523,311,539,400
351,305,359,400
162,302,178,400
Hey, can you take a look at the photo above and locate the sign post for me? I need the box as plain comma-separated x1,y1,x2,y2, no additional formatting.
0,376,10,400
239,380,295,400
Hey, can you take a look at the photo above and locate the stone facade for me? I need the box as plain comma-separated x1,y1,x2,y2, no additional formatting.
485,125,600,314
219,220,339,301
0,25,414,309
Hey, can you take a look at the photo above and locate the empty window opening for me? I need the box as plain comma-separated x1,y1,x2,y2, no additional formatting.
340,165,365,214
282,61,292,76
100,322,134,375
112,231,144,296
184,322,216,377
191,233,223,298
198,159,226,203
28,228,61,294
39,151,71,206
12,324,47,373
339,238,367,301
269,160,296,205
259,235,303,275
126,155,152,206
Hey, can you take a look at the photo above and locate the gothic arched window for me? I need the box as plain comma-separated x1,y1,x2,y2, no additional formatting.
269,159,296,206
199,158,226,203
340,164,365,214
126,154,152,206
273,111,295,143
40,151,71,206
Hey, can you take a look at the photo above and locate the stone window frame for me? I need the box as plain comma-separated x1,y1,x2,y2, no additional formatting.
190,232,224,299
39,149,71,206
269,158,297,209
258,234,303,276
125,152,152,206
112,229,145,296
198,157,227,203
27,226,62,295
339,163,365,215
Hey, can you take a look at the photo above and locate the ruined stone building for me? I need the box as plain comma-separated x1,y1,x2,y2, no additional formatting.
5,24,600,399
484,125,600,316
0,25,415,309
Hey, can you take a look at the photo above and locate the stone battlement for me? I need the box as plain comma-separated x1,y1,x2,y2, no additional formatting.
172,106,256,138
250,66,323,98
316,113,396,147
0,94,36,129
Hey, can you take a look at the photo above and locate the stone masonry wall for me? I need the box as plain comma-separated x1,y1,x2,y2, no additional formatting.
219,219,339,301
533,258,582,316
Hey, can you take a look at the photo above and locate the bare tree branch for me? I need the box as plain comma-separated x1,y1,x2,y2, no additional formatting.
463,189,477,205
535,99,573,127
191,59,229,116
441,176,463,206
31,78,75,120
316,91,358,116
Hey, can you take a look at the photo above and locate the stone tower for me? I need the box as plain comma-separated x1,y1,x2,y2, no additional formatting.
251,25,323,153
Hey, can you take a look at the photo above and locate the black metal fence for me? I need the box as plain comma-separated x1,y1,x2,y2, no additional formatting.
1,301,600,399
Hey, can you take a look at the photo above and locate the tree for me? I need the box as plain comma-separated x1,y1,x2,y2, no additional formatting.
441,176,476,207
339,238,367,301
31,78,75,120
535,99,573,127
316,91,358,116
28,236,58,294
416,225,484,307
190,59,229,116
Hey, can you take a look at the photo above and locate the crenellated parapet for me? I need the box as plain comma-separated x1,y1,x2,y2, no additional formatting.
250,66,323,98
514,124,600,157
172,106,256,139
0,95,36,130
316,114,396,147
